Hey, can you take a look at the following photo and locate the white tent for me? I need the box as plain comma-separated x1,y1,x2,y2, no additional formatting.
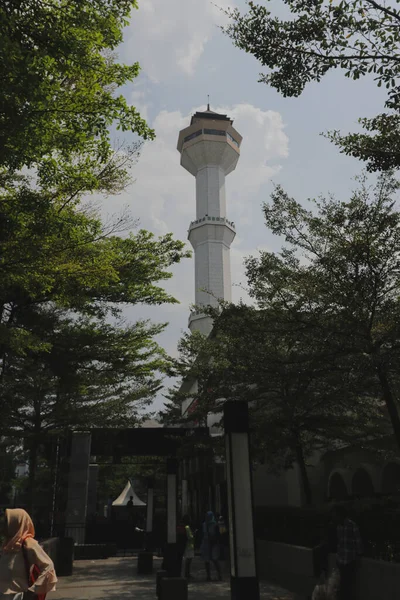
112,480,146,506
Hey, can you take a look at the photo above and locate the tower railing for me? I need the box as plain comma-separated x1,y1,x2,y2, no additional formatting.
188,216,235,229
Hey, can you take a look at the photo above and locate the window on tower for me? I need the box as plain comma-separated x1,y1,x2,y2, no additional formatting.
183,128,239,147
203,128,226,137
227,132,239,147
183,129,202,143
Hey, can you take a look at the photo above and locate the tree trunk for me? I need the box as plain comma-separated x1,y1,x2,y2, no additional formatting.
375,362,400,454
294,439,313,506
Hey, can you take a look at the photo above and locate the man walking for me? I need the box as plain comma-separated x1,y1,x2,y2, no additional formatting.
333,505,363,600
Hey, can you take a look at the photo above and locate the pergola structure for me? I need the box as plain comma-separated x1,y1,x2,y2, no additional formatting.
62,426,208,577
63,404,260,600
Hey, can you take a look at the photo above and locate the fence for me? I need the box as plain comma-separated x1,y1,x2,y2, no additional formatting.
257,540,400,600
255,504,400,562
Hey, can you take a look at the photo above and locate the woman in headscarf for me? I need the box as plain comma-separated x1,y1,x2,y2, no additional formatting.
200,511,222,582
0,508,57,599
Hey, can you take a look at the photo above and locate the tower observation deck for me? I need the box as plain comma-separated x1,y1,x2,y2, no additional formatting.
177,108,242,335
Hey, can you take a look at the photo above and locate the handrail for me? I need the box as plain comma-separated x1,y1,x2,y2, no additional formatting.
188,216,235,229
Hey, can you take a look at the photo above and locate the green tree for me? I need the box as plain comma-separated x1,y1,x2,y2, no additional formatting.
0,0,192,515
166,304,385,505
224,0,400,170
2,308,172,510
246,171,400,453
0,0,153,172
0,174,189,367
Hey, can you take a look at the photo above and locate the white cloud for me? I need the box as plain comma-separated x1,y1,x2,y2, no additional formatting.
122,0,233,80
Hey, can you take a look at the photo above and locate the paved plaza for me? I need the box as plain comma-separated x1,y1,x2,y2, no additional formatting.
52,556,294,600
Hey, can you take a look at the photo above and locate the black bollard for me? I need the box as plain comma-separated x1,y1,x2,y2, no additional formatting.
156,569,168,598
160,577,188,600
137,551,153,575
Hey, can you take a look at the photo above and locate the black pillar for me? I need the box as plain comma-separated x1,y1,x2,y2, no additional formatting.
65,432,91,544
146,478,154,531
145,478,154,549
163,458,180,576
224,401,259,600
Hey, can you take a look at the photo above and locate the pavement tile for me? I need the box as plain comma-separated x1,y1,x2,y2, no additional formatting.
52,556,294,600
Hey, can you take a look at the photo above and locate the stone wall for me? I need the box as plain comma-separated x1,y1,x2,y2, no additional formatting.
256,540,315,597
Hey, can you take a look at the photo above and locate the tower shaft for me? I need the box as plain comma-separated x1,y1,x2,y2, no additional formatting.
195,166,226,218
177,109,242,335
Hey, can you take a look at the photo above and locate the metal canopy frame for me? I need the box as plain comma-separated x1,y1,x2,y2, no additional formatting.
85,426,209,458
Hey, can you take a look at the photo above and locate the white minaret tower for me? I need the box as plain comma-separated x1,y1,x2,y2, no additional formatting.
177,106,242,335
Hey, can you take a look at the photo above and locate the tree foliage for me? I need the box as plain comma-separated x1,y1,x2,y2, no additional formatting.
0,177,189,508
165,303,386,505
224,0,400,170
247,171,400,453
0,170,189,364
0,0,153,172
3,312,168,435
165,173,400,504
0,0,191,515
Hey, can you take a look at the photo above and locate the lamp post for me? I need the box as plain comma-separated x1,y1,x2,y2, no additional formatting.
224,401,259,600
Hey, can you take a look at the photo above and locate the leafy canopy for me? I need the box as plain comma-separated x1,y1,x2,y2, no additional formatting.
0,0,153,172
0,172,190,360
165,302,386,505
246,171,400,452
224,0,400,170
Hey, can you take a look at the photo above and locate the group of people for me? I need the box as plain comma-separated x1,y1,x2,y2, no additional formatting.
0,503,364,599
177,511,228,582
179,504,364,597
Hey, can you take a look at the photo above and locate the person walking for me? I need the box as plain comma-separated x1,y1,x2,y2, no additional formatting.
333,505,363,600
0,508,57,599
126,496,135,522
217,514,228,561
182,515,195,579
200,511,222,582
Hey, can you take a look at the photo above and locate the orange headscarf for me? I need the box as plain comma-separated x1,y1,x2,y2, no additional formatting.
3,508,35,552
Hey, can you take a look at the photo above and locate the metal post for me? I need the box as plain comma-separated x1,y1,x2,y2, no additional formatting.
50,437,60,537
65,432,91,545
182,479,188,516
167,459,177,544
181,460,188,516
87,464,99,518
146,478,154,534
224,401,259,600
138,478,155,573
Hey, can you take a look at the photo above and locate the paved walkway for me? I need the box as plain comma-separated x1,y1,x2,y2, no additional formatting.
52,556,294,600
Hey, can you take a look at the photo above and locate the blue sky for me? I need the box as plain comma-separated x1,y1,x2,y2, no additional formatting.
100,0,387,411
